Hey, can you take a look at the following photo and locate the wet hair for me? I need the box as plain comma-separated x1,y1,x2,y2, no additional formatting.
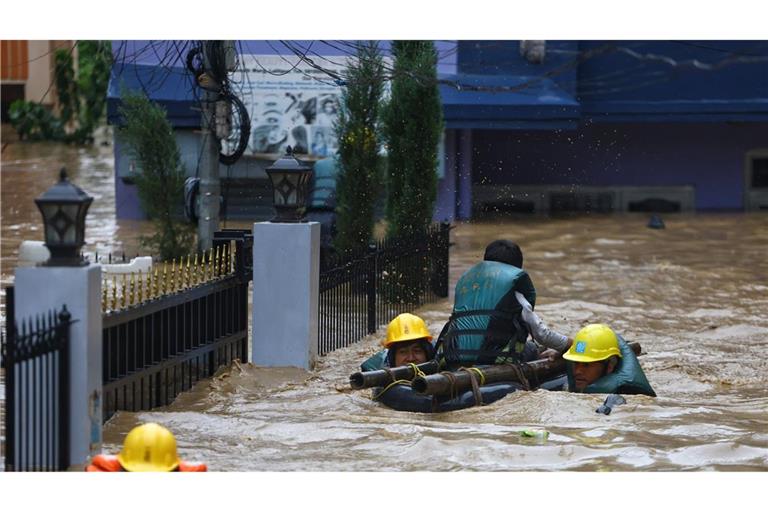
483,240,523,268
386,338,435,367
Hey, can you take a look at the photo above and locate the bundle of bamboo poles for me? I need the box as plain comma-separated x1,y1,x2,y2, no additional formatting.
349,342,642,398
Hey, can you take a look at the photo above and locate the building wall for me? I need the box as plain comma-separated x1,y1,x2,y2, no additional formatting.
1,40,28,82
472,122,768,210
25,40,52,104
0,40,75,106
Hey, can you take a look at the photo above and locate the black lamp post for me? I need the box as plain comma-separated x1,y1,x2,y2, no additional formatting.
265,146,313,222
34,167,93,266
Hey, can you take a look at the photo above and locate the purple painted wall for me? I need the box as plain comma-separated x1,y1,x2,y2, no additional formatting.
472,122,768,210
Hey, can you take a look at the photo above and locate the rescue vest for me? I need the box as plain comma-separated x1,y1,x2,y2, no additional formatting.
86,454,207,472
566,336,656,397
436,261,537,367
360,350,388,372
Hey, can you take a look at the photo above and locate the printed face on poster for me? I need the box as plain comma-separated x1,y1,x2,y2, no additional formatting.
234,55,347,158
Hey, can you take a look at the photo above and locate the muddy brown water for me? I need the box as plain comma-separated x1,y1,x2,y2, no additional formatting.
2,139,767,471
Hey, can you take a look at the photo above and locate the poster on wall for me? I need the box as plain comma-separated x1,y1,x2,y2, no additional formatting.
233,55,348,159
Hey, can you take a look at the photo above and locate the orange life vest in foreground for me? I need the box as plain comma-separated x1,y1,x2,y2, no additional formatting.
86,454,207,472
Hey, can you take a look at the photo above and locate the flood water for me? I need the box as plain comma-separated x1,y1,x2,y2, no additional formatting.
2,139,767,471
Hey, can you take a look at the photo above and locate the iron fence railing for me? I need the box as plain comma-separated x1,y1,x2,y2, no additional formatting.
318,222,450,355
2,287,72,472
100,231,252,422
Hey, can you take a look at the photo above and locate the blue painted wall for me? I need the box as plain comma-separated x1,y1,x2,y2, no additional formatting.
455,40,768,212
472,122,767,210
110,40,768,217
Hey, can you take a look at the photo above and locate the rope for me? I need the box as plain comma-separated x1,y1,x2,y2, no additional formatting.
439,371,459,400
460,367,485,406
372,379,411,400
464,367,486,386
383,367,396,384
508,364,531,391
408,363,427,379
521,361,539,389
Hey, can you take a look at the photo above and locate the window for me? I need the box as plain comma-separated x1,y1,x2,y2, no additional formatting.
751,157,768,188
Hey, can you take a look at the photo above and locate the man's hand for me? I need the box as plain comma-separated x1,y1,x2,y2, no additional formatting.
538,348,561,362
514,291,570,352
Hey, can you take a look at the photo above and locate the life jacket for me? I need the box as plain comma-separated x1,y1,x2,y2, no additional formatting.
566,336,656,397
360,349,388,372
86,454,208,472
436,261,537,367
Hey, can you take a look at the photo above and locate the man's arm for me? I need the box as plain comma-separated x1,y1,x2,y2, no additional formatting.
515,291,572,354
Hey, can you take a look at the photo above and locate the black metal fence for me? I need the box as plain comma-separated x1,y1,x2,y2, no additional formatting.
2,287,73,472
318,222,450,355
101,230,252,421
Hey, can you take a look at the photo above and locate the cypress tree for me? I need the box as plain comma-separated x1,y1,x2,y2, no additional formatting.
118,91,195,260
333,41,386,255
383,41,443,239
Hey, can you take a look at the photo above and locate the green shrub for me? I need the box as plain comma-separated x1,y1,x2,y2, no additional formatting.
383,41,443,240
334,41,387,255
7,41,111,145
118,91,195,260
8,100,64,141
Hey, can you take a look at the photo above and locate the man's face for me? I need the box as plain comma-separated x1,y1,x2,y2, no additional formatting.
393,340,428,367
572,360,607,391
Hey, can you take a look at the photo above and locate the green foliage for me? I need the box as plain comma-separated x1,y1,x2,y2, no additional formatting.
118,91,195,260
7,41,111,145
8,100,64,141
333,41,387,255
382,41,444,240
54,48,78,126
76,41,112,140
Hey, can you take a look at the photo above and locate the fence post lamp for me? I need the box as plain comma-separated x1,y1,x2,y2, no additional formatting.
34,167,93,266
265,146,313,222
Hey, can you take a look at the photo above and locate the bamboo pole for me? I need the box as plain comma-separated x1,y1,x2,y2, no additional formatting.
411,342,642,396
349,360,440,390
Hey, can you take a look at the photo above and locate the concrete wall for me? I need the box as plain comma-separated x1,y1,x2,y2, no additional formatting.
114,129,274,220
471,122,768,210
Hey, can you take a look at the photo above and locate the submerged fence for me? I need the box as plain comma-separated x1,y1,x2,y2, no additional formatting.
318,222,451,355
100,230,252,421
2,287,73,472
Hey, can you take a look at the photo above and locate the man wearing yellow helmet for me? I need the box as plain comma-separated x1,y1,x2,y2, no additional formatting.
87,423,207,472
381,313,435,368
561,323,654,396
362,313,526,412
515,292,654,395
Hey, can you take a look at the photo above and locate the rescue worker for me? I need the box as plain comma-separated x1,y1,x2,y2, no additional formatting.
436,240,564,368
515,291,655,396
362,313,522,412
562,323,656,396
87,423,207,472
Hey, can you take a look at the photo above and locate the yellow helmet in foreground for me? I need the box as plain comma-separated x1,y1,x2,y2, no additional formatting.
383,313,432,348
117,423,180,472
563,324,622,363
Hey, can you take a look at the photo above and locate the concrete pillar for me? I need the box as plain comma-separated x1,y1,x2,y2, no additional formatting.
252,222,320,370
457,129,474,220
14,264,102,469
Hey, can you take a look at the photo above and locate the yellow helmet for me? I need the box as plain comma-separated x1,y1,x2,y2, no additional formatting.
117,423,181,472
563,324,622,363
383,313,432,348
